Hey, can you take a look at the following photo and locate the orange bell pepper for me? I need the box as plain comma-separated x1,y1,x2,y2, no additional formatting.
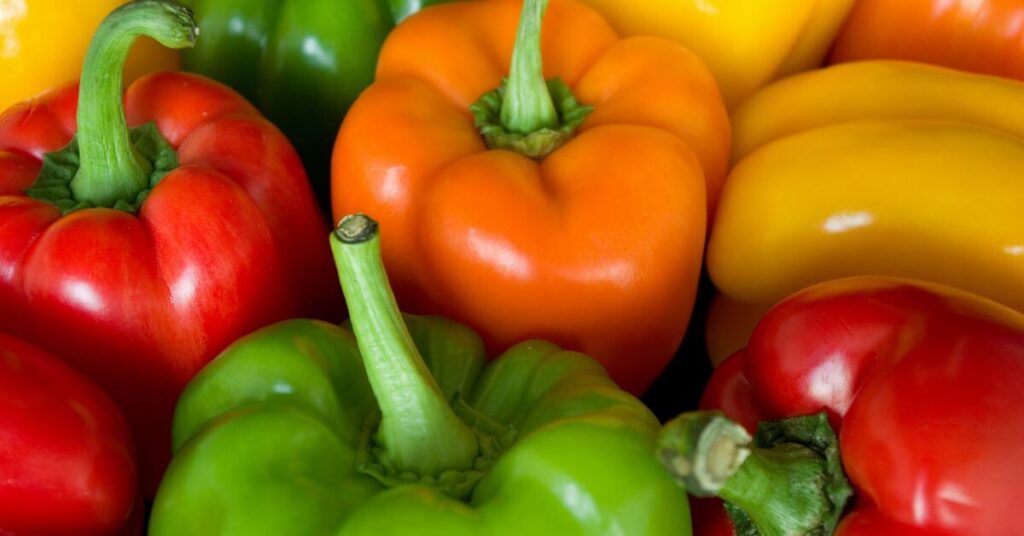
332,0,729,393
832,0,1024,81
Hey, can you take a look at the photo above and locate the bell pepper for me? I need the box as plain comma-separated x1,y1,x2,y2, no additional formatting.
0,0,178,113
730,60,1024,160
709,61,1024,334
0,1,337,494
576,0,856,107
832,0,1024,81
658,277,1024,535
332,0,729,394
391,0,452,22
181,0,401,204
150,213,689,535
0,333,138,536
704,294,769,367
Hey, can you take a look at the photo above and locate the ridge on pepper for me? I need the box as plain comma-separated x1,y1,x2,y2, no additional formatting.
0,0,339,495
0,333,139,536
150,213,691,535
706,61,1024,362
332,0,730,394
665,277,1024,536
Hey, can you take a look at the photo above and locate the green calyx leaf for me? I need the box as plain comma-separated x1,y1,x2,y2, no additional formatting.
471,78,593,159
356,396,516,499
725,413,853,536
25,122,178,215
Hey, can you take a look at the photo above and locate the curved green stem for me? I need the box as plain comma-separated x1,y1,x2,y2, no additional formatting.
70,0,197,207
470,0,592,158
330,214,479,476
658,411,852,536
500,0,557,134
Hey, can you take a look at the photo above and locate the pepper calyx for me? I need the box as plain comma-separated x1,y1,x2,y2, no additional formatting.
41,0,194,211
356,396,515,498
25,122,178,215
658,411,852,536
727,413,852,536
471,77,592,159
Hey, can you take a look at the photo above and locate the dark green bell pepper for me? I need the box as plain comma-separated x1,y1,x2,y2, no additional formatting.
181,0,447,206
391,0,451,22
150,214,690,535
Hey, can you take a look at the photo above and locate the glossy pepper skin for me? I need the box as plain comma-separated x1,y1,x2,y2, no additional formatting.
578,0,856,107
0,333,138,536
0,0,177,113
709,61,1024,329
0,2,337,494
182,0,396,203
832,0,1024,81
333,0,729,394
390,0,451,21
686,278,1024,535
150,214,690,536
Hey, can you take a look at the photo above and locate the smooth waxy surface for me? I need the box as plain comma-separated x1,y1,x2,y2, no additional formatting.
833,0,1024,81
183,0,393,200
152,318,689,535
709,120,1024,315
333,0,729,393
578,0,855,106
0,334,137,535
731,61,1024,161
0,71,338,493
701,278,1024,535
0,0,177,111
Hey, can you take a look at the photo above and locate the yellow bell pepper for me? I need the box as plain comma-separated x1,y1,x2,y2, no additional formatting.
732,61,1024,161
578,0,856,107
708,61,1024,337
0,0,178,111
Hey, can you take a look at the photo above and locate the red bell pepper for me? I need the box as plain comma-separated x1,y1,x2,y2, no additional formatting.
0,333,138,535
0,1,337,494
659,277,1024,535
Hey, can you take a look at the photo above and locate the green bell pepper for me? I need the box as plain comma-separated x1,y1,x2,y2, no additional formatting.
181,0,448,205
391,0,451,22
150,214,690,535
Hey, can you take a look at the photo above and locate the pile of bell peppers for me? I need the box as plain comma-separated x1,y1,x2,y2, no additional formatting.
1,0,1022,535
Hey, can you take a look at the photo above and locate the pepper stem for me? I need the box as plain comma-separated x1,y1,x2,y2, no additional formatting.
330,214,479,476
470,0,593,158
70,0,197,208
500,0,557,134
658,411,852,536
